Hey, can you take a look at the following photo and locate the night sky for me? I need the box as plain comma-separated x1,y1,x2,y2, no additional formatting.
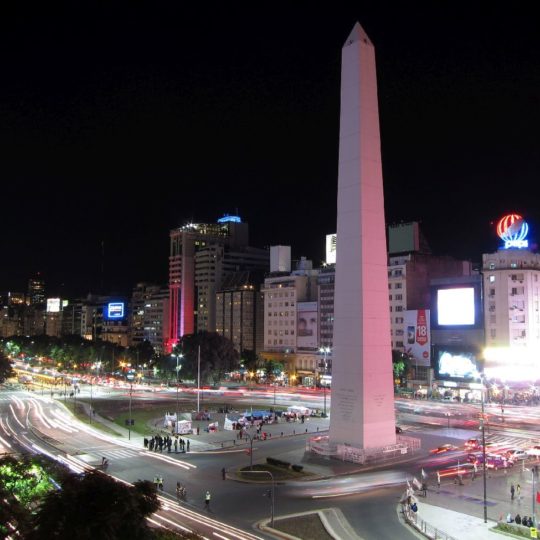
2,3,539,297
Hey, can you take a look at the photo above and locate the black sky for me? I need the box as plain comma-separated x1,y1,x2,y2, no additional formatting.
2,3,539,297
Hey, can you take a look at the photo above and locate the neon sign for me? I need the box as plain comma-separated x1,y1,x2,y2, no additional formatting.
497,214,529,249
107,302,125,319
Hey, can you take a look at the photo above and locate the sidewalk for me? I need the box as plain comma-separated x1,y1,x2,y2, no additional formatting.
414,502,498,540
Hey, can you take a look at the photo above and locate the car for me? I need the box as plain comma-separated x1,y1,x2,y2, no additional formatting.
506,449,528,462
526,446,540,457
468,452,513,470
465,438,480,450
430,444,459,454
439,462,476,479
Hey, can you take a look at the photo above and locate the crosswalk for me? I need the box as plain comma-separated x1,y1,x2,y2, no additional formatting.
83,446,139,460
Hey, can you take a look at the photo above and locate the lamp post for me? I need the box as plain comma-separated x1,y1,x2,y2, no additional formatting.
480,375,487,524
128,381,133,440
241,470,275,528
172,352,184,434
318,347,330,418
196,345,201,413
244,432,255,470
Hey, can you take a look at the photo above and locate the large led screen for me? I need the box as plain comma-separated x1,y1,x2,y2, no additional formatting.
437,287,475,326
435,348,481,381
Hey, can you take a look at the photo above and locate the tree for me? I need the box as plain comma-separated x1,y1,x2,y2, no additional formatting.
240,349,262,374
392,350,412,387
178,332,240,385
0,350,14,384
29,470,159,540
0,455,56,539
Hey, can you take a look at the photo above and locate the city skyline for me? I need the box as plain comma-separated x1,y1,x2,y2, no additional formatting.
2,5,539,296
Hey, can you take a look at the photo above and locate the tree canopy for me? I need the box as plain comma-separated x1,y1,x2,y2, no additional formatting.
175,332,240,385
0,350,15,384
0,455,56,539
28,470,159,540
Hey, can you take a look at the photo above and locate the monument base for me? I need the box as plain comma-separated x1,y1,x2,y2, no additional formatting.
308,434,421,465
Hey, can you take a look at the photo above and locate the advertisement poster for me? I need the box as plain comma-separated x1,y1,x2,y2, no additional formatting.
297,302,318,350
404,309,430,367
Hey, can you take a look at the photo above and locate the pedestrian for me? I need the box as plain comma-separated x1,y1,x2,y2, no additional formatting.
515,514,522,525
154,476,159,490
205,490,211,509
158,477,164,491
174,439,178,453
187,440,190,452
511,483,515,501
437,471,441,492
517,483,521,500
221,467,226,480
143,437,148,449
421,481,427,498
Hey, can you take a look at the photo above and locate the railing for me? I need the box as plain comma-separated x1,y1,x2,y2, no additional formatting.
401,494,458,540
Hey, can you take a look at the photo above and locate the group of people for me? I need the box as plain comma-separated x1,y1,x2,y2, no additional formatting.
143,435,190,453
506,513,534,527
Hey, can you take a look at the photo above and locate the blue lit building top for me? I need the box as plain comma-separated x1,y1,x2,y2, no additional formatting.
217,214,242,224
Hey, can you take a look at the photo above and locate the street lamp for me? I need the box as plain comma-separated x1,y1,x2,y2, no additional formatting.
172,352,184,434
244,432,256,470
479,375,487,524
318,347,330,418
128,381,133,441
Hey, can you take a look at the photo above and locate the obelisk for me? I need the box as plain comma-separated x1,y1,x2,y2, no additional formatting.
329,23,396,449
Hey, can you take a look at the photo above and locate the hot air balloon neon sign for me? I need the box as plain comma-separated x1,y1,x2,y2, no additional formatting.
497,214,529,249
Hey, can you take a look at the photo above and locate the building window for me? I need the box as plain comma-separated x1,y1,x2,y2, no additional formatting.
489,263,495,270
395,306,403,312
396,341,404,347
395,294,402,300
489,275,495,283
395,283,402,289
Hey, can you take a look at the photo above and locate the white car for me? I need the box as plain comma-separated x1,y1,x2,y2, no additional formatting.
507,449,528,462
526,446,540,457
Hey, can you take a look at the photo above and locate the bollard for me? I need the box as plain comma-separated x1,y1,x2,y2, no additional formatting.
281,432,283,437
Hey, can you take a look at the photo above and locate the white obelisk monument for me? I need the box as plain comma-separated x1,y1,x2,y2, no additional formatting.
329,23,396,449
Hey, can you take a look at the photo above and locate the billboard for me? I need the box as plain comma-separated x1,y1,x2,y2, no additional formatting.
434,346,482,381
46,298,61,313
431,283,482,330
497,213,529,249
105,302,125,320
326,234,337,264
404,309,430,367
297,301,318,350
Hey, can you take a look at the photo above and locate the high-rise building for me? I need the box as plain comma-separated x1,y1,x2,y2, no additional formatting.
130,283,169,355
317,265,335,366
481,214,540,380
167,215,269,352
27,275,45,306
216,271,265,354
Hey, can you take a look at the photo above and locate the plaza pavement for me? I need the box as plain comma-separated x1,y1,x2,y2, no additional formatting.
84,404,518,540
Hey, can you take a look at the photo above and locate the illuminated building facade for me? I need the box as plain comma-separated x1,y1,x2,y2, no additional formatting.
482,214,540,380
167,216,268,352
130,283,169,355
27,275,45,306
216,271,265,354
